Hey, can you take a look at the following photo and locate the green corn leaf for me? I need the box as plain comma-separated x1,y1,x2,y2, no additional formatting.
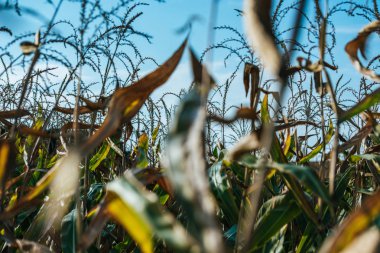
209,161,239,226
269,162,331,204
61,209,78,253
89,142,110,172
249,193,301,250
299,120,334,164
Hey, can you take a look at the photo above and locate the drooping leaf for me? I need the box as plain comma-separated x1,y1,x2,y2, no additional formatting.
189,47,216,86
20,41,38,55
269,162,331,204
54,106,93,115
336,123,372,153
209,107,257,125
243,63,260,108
79,37,188,157
345,20,380,82
0,109,31,119
296,57,337,73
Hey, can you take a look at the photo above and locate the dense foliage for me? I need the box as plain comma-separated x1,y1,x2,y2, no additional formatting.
0,0,379,252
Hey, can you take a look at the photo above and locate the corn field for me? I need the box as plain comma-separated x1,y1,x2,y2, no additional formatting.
0,0,379,252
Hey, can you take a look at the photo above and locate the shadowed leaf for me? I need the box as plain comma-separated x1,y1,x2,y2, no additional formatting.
249,193,301,250
209,161,239,226
269,162,331,204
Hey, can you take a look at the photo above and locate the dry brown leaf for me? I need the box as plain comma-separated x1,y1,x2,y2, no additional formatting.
54,105,93,115
189,47,216,87
0,109,31,119
209,107,257,124
79,38,187,156
244,63,260,108
345,20,380,82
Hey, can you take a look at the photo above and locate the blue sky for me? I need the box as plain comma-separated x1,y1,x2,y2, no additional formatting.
0,0,377,112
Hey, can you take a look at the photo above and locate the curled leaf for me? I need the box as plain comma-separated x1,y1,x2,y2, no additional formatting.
20,41,38,55
225,132,261,162
345,20,380,82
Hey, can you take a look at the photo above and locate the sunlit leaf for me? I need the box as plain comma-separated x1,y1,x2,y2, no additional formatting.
0,140,16,190
136,133,149,168
0,152,80,220
89,142,110,172
80,173,197,253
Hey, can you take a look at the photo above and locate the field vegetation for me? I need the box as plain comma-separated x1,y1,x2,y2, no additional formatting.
0,0,379,252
